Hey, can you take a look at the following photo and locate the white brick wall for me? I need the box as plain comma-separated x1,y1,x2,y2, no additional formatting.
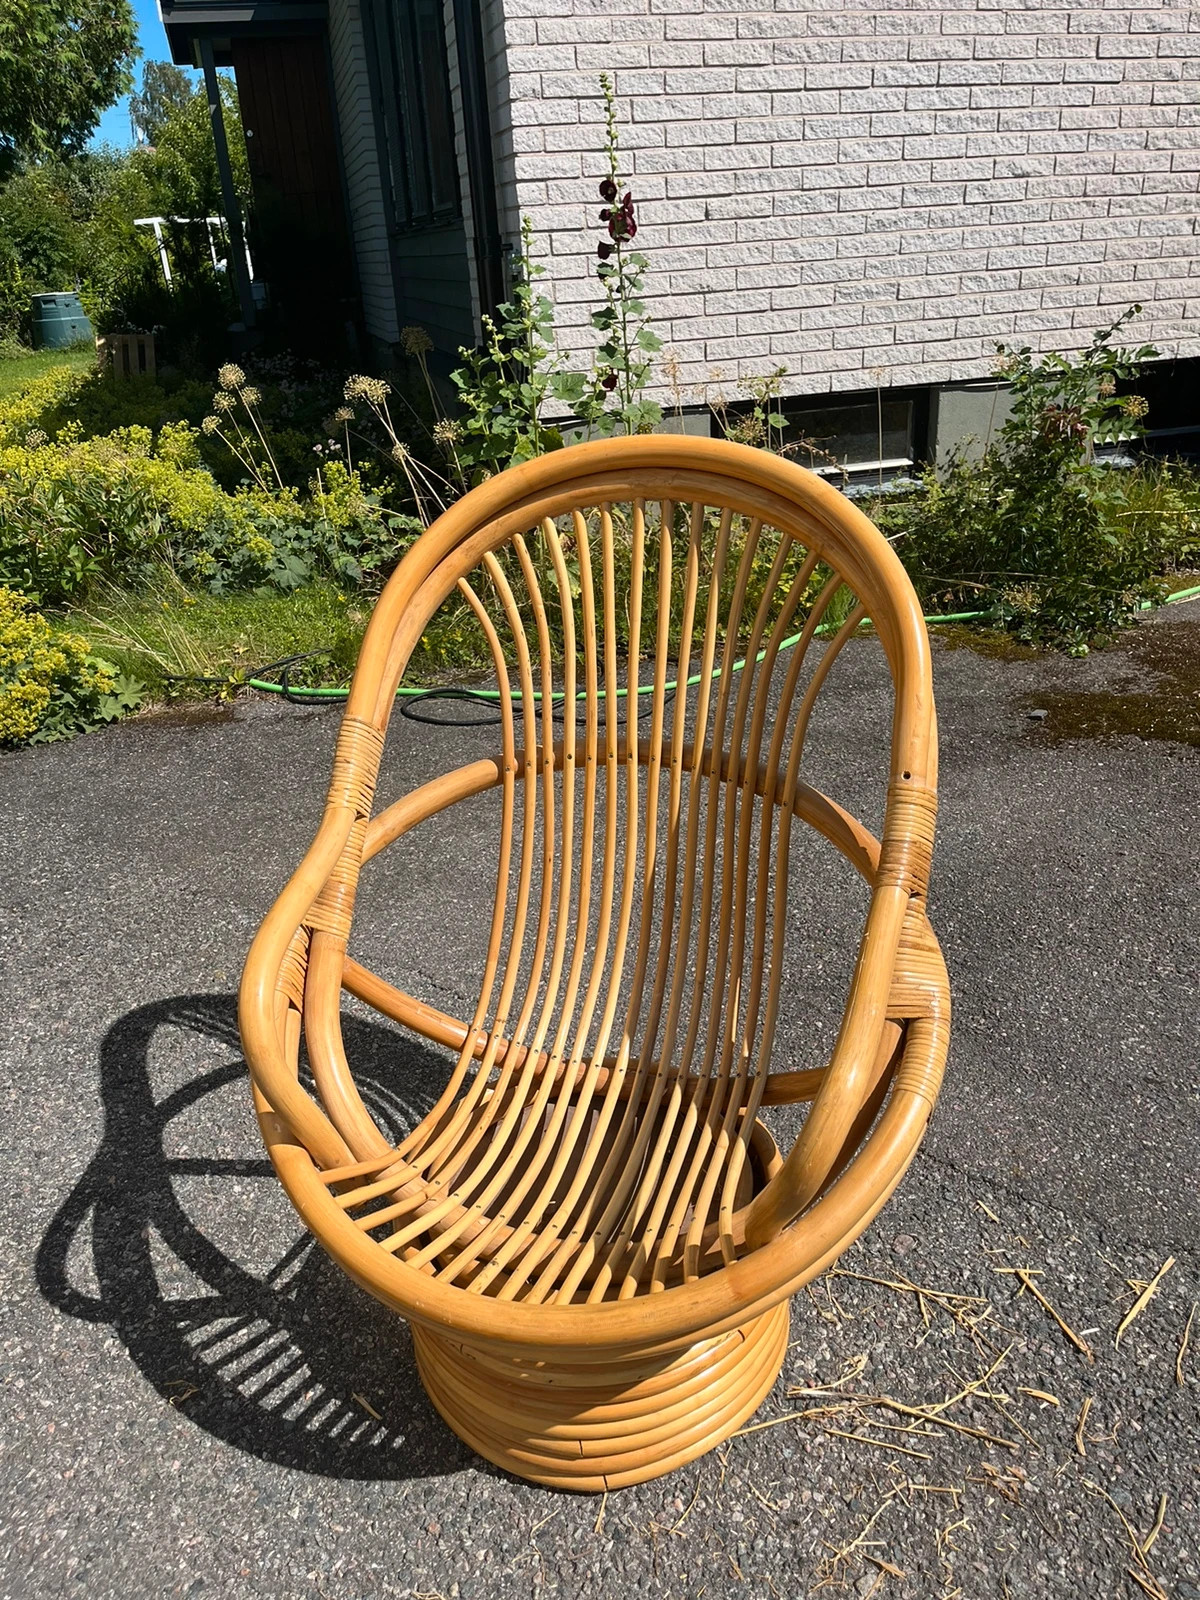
484,0,1200,401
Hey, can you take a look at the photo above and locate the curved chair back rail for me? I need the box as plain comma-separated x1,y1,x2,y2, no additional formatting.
239,436,949,1488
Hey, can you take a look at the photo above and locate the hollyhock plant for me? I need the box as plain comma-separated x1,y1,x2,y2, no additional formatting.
557,74,662,436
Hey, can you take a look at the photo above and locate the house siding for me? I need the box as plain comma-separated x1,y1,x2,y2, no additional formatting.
375,0,475,358
486,0,1200,403
446,0,484,331
329,0,476,355
392,222,476,352
329,0,399,344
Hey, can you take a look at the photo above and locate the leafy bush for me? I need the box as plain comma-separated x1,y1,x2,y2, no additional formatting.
1094,458,1200,575
0,360,90,441
99,232,238,369
4,356,345,489
877,310,1170,649
0,82,250,344
0,151,159,340
37,370,214,440
0,585,142,746
0,356,420,606
0,420,412,601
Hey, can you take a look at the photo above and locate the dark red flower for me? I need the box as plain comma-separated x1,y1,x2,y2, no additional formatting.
597,241,613,259
599,209,611,222
599,178,618,202
601,373,618,391
604,192,636,242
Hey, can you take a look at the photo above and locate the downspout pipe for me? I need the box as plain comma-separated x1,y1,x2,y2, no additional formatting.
452,0,505,323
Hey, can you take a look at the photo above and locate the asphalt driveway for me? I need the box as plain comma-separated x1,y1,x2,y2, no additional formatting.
2,604,1198,1600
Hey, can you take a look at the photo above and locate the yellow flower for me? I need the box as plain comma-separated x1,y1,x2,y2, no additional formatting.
0,588,120,746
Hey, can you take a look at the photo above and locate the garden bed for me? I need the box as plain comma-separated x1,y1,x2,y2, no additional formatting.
3,308,1199,747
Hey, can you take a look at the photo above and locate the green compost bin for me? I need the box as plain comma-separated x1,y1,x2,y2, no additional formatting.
30,292,94,350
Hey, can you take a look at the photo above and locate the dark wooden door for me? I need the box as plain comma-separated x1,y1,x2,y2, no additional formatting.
233,35,358,353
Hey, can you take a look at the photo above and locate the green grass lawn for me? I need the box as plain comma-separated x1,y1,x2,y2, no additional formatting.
51,576,370,698
0,343,97,399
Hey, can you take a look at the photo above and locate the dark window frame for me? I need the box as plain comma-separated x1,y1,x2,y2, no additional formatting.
363,0,461,234
720,384,933,476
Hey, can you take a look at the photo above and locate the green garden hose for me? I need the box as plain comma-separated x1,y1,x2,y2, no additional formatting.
245,584,1200,708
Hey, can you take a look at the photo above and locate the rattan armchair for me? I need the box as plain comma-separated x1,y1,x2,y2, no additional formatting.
239,436,949,1490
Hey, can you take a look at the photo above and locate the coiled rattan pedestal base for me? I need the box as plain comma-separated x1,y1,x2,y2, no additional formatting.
412,1299,791,1490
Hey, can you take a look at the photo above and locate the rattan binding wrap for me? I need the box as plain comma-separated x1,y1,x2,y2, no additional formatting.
239,436,950,1490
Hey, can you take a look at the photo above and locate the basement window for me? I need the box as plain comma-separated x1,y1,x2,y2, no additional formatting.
783,399,915,477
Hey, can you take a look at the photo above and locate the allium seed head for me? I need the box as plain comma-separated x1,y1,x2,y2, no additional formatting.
344,374,390,405
401,325,433,356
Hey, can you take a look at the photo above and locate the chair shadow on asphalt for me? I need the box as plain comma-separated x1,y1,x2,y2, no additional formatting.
35,992,475,1482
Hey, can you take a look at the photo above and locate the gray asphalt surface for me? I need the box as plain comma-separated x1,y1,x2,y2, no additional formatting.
2,604,1198,1600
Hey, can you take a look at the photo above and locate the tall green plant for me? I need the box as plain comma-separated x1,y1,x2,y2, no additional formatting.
995,305,1157,463
558,74,662,436
448,215,571,479
880,308,1165,650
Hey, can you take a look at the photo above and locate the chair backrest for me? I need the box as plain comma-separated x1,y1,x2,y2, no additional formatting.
254,436,937,1245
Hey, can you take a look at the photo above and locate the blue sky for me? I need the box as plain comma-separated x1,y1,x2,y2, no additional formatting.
91,0,192,149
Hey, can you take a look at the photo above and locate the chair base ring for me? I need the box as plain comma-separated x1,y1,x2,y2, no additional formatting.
412,1298,790,1490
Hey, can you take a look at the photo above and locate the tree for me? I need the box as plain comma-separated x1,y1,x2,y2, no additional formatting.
138,77,251,216
0,0,138,161
130,61,194,147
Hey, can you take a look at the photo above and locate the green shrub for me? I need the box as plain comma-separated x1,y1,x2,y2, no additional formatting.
0,360,90,442
0,396,416,604
0,153,160,341
876,309,1170,650
0,585,142,745
1094,458,1200,575
880,460,1168,650
35,370,214,440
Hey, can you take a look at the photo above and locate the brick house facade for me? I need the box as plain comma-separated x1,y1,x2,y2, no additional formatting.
483,0,1198,461
163,0,1198,467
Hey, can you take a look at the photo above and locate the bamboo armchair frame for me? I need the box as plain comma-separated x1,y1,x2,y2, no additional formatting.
239,435,949,1490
